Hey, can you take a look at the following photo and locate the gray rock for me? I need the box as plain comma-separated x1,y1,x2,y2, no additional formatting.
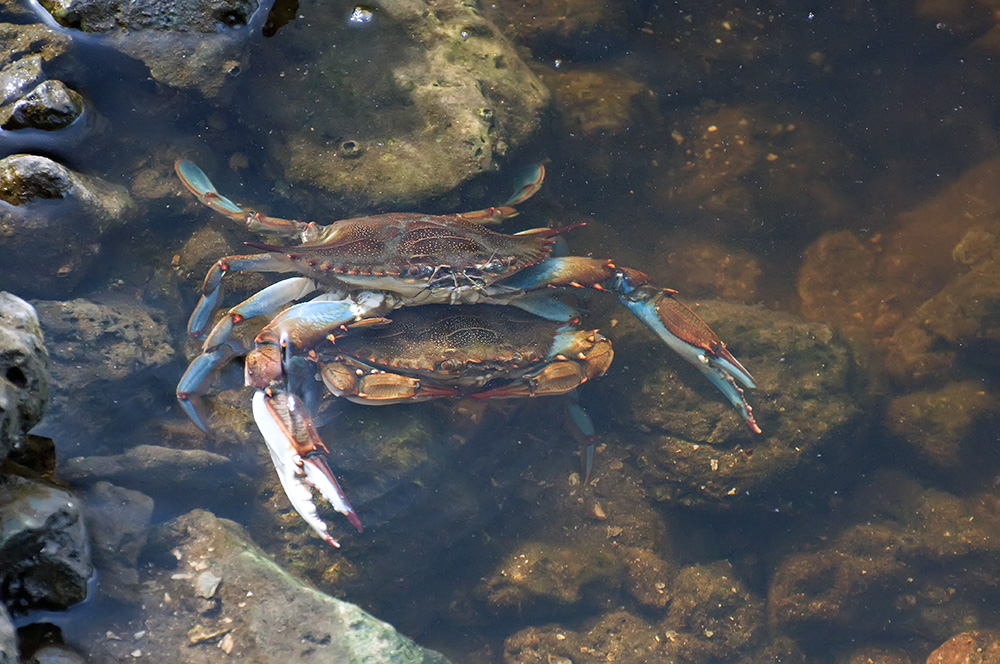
30,299,173,450
32,299,174,387
81,508,451,663
37,0,262,95
26,643,86,664
0,54,44,106
2,80,85,130
38,0,259,33
0,156,136,298
0,603,17,664
82,482,154,602
61,445,235,497
0,474,92,615
0,292,50,460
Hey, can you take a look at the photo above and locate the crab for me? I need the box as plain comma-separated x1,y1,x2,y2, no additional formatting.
249,304,612,546
173,160,760,544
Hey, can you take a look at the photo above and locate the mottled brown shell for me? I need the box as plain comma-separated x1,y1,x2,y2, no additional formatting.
322,305,561,384
250,213,553,283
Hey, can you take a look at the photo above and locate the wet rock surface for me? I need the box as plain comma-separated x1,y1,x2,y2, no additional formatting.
36,0,261,95
0,292,50,460
78,508,451,663
0,156,136,299
80,481,153,602
0,473,91,615
0,80,85,131
0,604,16,664
31,299,174,452
60,444,236,498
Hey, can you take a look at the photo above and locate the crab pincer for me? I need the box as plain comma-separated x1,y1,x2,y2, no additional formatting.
253,388,362,546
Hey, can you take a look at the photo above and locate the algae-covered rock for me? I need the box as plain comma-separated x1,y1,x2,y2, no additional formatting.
664,561,763,663
886,380,997,469
768,470,1000,645
243,0,550,209
478,539,624,617
77,508,451,662
924,631,1000,664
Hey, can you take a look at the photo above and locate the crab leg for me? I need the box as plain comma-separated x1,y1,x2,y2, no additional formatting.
200,276,318,350
176,160,313,238
176,346,234,432
245,293,393,389
189,255,306,338
253,388,362,547
494,256,761,433
451,164,546,224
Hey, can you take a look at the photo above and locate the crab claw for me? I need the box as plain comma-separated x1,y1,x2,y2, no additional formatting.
175,160,245,218
620,285,760,433
252,388,363,547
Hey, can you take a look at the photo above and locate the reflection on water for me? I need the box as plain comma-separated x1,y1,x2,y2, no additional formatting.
2,0,1000,662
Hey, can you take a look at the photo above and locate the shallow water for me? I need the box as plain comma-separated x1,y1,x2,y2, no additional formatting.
5,0,1000,662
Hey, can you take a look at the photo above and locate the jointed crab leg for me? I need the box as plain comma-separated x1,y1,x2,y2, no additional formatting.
188,255,305,338
449,164,546,224
253,388,362,547
180,291,394,427
493,256,760,433
177,160,312,238
177,346,234,432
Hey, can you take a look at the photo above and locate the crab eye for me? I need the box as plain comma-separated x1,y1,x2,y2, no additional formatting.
481,259,506,273
406,264,434,278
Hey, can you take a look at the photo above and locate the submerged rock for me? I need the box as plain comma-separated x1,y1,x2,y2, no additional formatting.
613,301,863,511
768,470,1000,645
61,444,235,497
31,299,174,451
0,156,136,298
0,604,16,664
36,0,261,95
0,292,50,460
0,474,92,615
504,611,662,664
925,631,1000,664
81,481,154,602
664,561,763,662
242,0,550,208
78,508,451,663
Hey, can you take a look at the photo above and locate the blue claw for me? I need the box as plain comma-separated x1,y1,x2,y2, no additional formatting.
177,347,232,431
175,160,244,216
620,289,760,433
503,164,545,207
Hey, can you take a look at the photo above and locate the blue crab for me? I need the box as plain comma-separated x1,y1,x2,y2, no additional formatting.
174,160,759,544
249,304,613,545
